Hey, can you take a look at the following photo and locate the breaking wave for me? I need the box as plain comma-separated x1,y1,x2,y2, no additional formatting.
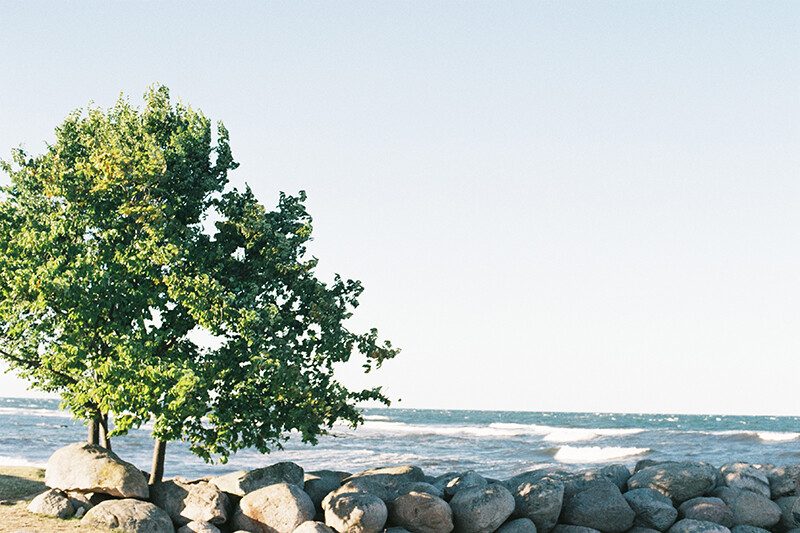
551,445,651,463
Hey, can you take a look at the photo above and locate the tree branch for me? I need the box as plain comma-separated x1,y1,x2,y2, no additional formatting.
0,346,78,385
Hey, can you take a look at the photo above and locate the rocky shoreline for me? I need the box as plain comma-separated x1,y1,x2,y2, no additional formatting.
23,442,800,533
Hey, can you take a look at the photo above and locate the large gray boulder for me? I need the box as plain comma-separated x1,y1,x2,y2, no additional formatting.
628,463,718,504
46,442,149,499
210,462,304,496
583,465,632,492
667,519,731,533
678,498,734,528
504,471,564,533
323,478,399,506
305,471,345,513
231,482,314,533
449,484,515,533
26,488,74,518
345,466,425,488
82,499,175,533
177,522,221,533
777,495,800,530
624,488,678,531
561,481,635,533
496,518,538,533
442,471,488,500
150,479,230,526
324,492,388,533
710,487,780,529
389,491,453,533
397,481,444,499
729,527,771,533
293,522,336,533
763,465,800,499
720,464,771,499
551,526,601,533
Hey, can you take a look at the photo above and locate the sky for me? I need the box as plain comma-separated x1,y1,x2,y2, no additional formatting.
1,2,799,416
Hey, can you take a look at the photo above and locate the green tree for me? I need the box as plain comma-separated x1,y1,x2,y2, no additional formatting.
0,86,398,482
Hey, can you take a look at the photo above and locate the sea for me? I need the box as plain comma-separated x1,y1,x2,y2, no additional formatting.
2,397,800,481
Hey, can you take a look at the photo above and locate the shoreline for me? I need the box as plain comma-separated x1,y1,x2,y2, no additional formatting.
9,444,800,533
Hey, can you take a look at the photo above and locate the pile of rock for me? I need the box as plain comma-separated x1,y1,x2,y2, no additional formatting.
27,442,800,533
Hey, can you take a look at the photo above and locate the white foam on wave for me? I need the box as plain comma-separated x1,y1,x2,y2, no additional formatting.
358,420,646,442
362,415,391,421
757,431,800,442
0,455,47,468
553,445,650,463
0,407,73,419
490,423,644,442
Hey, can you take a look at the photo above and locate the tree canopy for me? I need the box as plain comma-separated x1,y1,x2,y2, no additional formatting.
0,86,398,477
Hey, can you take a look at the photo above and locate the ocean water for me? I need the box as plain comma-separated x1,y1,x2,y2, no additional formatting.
2,397,800,480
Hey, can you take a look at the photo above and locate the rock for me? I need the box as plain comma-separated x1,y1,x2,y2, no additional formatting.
629,528,662,533
324,492,388,533
323,478,399,506
720,464,771,499
628,463,718,504
504,471,564,533
584,465,631,492
232,482,314,533
68,492,94,514
624,488,678,531
389,491,453,533
82,499,175,533
150,479,230,526
177,522,221,533
293,522,336,533
763,465,799,499
678,498,734,528
667,519,731,533
431,473,460,494
26,488,74,518
449,484,515,533
710,487,780,529
730,527,770,533
551,526,601,533
561,481,635,533
345,466,425,488
790,494,800,522
305,471,344,512
210,462,304,496
496,518,538,533
397,481,444,499
443,471,488,500
45,442,149,499
777,496,800,531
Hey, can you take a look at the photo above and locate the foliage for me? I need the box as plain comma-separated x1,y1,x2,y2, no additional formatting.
0,86,397,462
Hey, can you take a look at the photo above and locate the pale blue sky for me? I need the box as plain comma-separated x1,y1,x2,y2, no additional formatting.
2,2,799,415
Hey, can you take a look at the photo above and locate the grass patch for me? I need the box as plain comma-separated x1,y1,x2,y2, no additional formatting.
0,466,113,532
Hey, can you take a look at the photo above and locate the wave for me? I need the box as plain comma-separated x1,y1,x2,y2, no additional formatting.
489,423,644,442
358,420,647,442
551,445,650,463
362,415,391,421
0,407,73,419
0,455,47,468
757,431,800,442
689,429,800,443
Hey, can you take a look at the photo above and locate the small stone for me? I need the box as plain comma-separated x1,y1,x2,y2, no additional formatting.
26,488,74,518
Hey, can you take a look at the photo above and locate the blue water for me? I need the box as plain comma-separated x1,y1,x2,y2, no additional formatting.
2,397,799,480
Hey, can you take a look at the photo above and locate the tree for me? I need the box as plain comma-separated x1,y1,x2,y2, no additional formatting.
0,86,398,482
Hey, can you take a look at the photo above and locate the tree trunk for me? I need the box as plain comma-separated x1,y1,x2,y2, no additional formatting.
88,417,100,445
149,438,166,485
99,413,112,450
